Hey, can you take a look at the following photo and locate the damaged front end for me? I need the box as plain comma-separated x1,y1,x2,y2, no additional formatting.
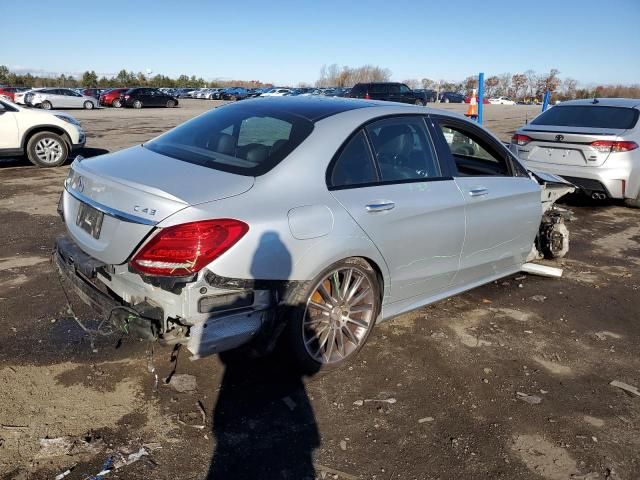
528,170,576,261
54,236,280,359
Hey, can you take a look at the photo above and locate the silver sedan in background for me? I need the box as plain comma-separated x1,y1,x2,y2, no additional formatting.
511,98,640,208
55,97,566,371
26,88,98,110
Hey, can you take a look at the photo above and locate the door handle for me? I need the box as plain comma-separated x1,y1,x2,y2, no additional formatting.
468,188,489,197
366,201,395,212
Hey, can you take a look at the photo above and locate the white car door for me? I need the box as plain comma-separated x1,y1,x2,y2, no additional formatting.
0,101,19,149
431,116,541,287
329,115,466,305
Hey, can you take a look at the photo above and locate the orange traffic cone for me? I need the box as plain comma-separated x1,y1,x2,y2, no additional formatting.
465,89,478,118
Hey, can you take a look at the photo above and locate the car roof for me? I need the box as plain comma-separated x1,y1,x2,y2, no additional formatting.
228,96,377,122
558,98,640,108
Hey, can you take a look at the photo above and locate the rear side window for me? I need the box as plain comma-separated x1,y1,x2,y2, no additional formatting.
532,106,639,129
367,117,442,182
351,84,365,96
370,84,387,94
329,131,377,188
144,103,314,176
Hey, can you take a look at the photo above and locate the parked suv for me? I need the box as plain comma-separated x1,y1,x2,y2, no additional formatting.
511,98,640,207
121,88,178,108
348,82,430,105
0,97,85,167
438,92,465,103
26,88,98,110
0,87,31,102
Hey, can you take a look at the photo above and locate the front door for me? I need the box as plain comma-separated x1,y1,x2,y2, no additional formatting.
329,115,466,305
0,102,18,149
430,116,542,287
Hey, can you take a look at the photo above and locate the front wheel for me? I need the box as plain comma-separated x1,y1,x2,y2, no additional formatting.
41,101,52,110
26,132,69,168
444,98,450,103
83,100,94,110
166,100,175,108
414,99,425,106
282,258,380,372
112,99,122,108
133,100,142,109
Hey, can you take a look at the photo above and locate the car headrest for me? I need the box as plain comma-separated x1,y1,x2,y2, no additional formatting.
216,133,236,155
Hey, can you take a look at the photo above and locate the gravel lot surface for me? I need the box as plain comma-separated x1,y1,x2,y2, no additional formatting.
1,100,638,480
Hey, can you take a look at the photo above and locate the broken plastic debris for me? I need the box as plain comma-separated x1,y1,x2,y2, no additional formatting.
168,374,197,393
340,440,347,451
610,380,640,397
364,397,396,404
54,468,73,480
113,447,148,469
516,392,542,404
418,417,434,423
282,396,297,411
521,263,563,278
352,400,364,407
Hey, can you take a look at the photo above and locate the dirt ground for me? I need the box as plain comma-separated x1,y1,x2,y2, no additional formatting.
0,100,638,480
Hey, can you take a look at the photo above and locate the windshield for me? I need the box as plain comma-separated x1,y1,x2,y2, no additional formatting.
145,102,314,176
531,105,639,129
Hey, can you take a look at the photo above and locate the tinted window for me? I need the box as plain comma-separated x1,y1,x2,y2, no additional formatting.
531,105,638,129
145,103,313,176
370,84,387,94
330,131,377,187
388,84,400,94
399,84,411,93
439,124,509,177
350,84,365,95
367,117,441,182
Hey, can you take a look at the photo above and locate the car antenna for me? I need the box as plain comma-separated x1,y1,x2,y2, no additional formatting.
592,97,599,104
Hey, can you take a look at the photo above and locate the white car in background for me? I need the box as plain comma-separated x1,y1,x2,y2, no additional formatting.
0,97,85,167
14,88,40,105
260,88,293,97
489,96,516,105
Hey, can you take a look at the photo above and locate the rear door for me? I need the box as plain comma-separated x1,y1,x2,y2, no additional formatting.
430,116,541,287
329,115,466,304
515,105,639,167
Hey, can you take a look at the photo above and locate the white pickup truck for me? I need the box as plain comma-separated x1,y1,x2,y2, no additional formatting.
0,98,85,167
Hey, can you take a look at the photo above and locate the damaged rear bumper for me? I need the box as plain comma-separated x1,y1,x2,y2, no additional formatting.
54,236,276,357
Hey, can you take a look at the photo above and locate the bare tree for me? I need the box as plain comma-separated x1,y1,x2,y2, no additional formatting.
421,78,435,90
462,75,477,96
402,78,420,89
524,69,537,99
512,73,527,100
497,73,512,97
562,77,578,99
484,76,499,97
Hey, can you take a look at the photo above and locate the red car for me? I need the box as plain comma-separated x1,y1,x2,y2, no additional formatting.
464,95,490,104
99,88,129,107
0,87,30,101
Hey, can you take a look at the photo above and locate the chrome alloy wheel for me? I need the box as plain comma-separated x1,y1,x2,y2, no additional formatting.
302,266,375,365
34,138,64,165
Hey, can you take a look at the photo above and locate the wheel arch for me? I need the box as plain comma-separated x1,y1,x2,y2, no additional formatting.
22,125,72,151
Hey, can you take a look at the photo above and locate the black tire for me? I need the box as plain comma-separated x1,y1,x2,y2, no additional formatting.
133,100,142,109
444,98,450,103
83,100,94,110
166,100,175,108
26,132,69,168
280,257,381,373
112,99,122,108
414,99,425,106
41,101,52,110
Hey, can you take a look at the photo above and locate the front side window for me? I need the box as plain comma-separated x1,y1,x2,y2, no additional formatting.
399,84,411,93
439,124,510,177
367,117,441,182
329,130,377,188
145,103,313,176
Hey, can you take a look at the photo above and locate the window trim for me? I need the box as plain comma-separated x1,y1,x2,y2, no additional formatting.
429,115,518,178
326,114,453,191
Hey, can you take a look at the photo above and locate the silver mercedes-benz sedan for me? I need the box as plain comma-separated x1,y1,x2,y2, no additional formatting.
55,97,563,370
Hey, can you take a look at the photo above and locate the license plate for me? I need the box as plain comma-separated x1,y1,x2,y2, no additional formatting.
76,202,104,239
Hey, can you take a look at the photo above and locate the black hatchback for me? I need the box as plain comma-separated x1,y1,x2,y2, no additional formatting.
121,88,179,109
348,82,430,105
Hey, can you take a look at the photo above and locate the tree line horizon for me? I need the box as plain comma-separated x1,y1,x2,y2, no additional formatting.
1,64,638,101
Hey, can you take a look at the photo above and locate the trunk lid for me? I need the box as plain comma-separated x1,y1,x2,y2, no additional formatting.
63,146,254,265
517,125,628,167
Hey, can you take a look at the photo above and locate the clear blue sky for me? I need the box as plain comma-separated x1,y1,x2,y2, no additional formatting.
3,0,639,86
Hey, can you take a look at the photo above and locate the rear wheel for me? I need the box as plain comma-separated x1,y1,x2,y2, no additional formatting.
282,258,380,372
112,99,122,108
166,100,175,108
133,100,142,109
83,100,94,110
26,132,68,168
444,98,450,103
414,99,425,106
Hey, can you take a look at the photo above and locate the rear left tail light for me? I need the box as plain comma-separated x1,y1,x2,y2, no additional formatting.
130,219,249,276
590,140,638,153
511,134,532,146
364,92,370,100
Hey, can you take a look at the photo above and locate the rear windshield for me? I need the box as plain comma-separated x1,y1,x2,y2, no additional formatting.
144,103,314,176
531,105,638,129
